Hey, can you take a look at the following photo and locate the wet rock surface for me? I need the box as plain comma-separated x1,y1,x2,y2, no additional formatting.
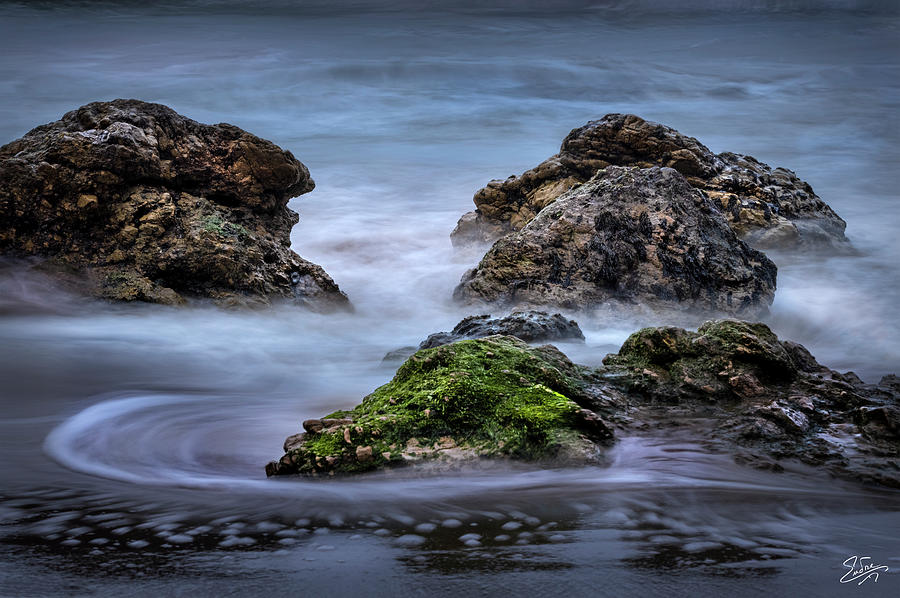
601,320,900,488
420,311,585,349
272,320,898,488
451,113,848,251
0,99,349,308
454,166,777,316
267,335,617,477
383,311,585,363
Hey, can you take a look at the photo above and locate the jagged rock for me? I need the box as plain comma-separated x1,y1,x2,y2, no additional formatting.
267,335,616,476
452,113,848,251
603,320,803,400
454,166,777,316
383,310,585,363
0,99,350,309
420,311,584,349
601,319,900,488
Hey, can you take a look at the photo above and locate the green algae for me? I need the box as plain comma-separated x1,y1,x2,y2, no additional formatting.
200,214,250,239
279,335,605,475
304,431,344,457
601,319,798,400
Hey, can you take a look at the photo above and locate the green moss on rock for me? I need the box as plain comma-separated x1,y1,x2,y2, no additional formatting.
601,319,800,401
199,213,250,239
267,335,612,477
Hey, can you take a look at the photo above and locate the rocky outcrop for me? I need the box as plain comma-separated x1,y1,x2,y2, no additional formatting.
383,311,585,363
452,113,848,251
601,320,900,488
421,311,584,348
267,335,616,476
0,99,349,309
454,166,777,316
270,320,898,488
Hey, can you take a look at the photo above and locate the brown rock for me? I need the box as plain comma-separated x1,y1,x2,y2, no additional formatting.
283,432,306,452
728,373,766,398
0,99,350,309
302,419,324,433
356,446,374,463
576,409,614,440
452,113,848,251
454,167,777,316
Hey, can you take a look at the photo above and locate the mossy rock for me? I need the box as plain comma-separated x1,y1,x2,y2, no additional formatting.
267,335,613,476
601,320,800,401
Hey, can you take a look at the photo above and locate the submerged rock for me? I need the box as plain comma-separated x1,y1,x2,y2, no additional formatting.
451,113,848,251
267,335,615,476
601,320,900,488
454,167,777,316
0,99,350,309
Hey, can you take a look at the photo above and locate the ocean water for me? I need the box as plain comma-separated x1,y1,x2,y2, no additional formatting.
1,1,898,596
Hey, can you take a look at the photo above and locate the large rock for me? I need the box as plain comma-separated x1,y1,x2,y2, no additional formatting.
452,113,848,251
267,335,615,476
0,99,349,309
602,320,900,488
454,166,777,316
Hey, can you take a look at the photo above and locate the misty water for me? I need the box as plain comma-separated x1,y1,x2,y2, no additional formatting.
1,1,899,596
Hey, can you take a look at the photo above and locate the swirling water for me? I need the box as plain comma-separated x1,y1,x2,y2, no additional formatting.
1,1,899,596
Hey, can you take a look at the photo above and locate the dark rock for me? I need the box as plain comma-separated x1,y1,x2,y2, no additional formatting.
302,419,324,434
755,401,811,435
421,311,584,349
0,99,350,309
382,311,585,364
381,346,419,364
283,432,306,452
575,408,614,441
857,405,900,439
781,340,825,374
878,374,900,393
452,113,848,251
601,319,900,488
454,166,776,316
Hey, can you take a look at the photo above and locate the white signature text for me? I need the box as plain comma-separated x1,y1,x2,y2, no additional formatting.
840,555,889,586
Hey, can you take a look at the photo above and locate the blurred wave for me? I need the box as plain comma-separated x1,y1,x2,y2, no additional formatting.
2,0,898,16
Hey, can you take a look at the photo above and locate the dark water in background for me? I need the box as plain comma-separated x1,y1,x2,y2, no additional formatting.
1,1,899,596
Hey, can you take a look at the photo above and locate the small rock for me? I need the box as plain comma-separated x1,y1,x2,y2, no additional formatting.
356,446,374,463
302,419,324,434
